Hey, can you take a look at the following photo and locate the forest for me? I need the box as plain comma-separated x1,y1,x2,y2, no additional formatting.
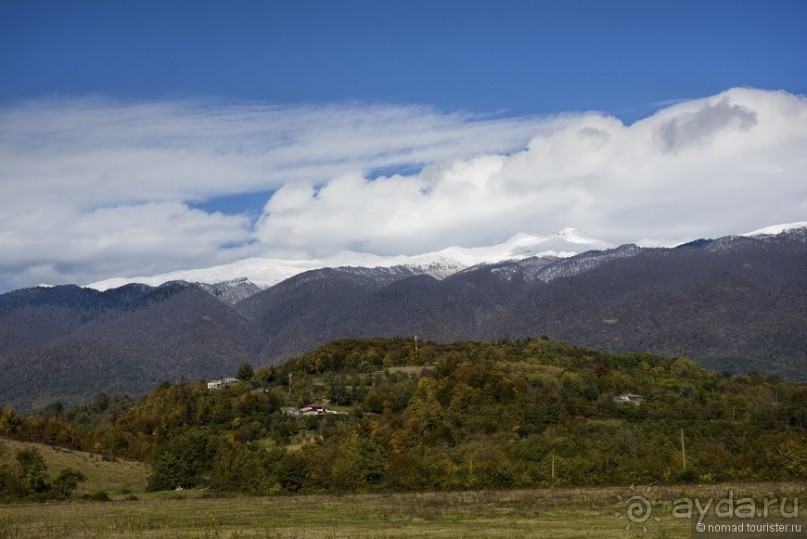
1,337,805,499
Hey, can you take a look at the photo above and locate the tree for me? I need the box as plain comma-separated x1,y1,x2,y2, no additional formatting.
51,468,85,499
277,452,311,492
0,463,24,501
212,445,284,494
237,363,255,382
16,448,50,497
327,375,350,405
147,430,225,491
254,365,277,384
0,407,22,434
330,421,387,490
91,392,111,414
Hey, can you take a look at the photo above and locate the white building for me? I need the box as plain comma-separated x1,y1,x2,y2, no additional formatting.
613,393,645,405
207,377,240,390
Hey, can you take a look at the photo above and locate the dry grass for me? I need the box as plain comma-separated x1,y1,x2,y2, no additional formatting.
1,439,803,537
0,438,149,499
2,482,803,538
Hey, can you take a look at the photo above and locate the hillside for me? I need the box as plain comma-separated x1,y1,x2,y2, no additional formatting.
3,338,804,496
0,282,263,409
242,229,807,378
0,437,148,500
0,229,805,409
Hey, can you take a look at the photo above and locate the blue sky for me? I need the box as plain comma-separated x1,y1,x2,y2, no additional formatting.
3,1,805,116
0,0,806,290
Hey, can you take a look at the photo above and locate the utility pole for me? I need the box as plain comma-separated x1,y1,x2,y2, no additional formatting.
551,452,556,480
288,373,292,397
680,428,687,471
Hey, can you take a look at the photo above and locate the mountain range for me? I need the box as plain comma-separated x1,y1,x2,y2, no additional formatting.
1,223,805,409
86,227,617,299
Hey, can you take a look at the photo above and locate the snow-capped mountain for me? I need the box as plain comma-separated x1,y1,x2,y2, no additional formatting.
87,228,614,292
742,221,807,237
3,222,806,408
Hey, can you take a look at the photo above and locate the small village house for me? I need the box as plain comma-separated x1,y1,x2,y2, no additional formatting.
613,393,645,405
207,377,240,390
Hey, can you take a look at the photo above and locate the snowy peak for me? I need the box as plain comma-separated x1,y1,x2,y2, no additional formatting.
552,227,601,244
437,229,614,265
501,229,615,258
742,221,807,237
85,227,615,295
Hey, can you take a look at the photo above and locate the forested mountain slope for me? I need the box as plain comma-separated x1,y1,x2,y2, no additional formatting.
2,338,804,495
0,229,804,409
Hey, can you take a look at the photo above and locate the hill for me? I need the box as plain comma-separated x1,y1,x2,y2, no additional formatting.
0,282,263,409
0,228,805,409
241,229,807,378
0,437,149,500
3,338,804,496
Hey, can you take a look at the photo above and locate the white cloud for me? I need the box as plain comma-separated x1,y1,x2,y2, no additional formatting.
256,88,807,255
0,97,553,288
1,88,805,289
0,97,552,208
0,201,253,289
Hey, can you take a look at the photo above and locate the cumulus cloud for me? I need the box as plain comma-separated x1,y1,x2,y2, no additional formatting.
1,88,805,289
0,97,553,288
256,88,807,255
0,201,253,289
655,96,758,152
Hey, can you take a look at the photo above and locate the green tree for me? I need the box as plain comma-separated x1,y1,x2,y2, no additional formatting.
0,463,25,501
327,375,350,405
51,468,85,499
16,448,50,497
237,363,255,382
147,430,225,491
277,451,312,492
0,407,22,434
330,421,387,490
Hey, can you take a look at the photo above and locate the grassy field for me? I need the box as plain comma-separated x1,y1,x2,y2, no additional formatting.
0,438,149,500
0,489,676,538
1,439,803,537
2,482,804,538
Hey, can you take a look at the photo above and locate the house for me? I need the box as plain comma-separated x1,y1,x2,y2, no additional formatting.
613,393,645,405
282,404,346,418
207,377,240,390
300,402,327,415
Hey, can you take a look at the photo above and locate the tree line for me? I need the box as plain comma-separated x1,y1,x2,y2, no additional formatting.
1,337,804,497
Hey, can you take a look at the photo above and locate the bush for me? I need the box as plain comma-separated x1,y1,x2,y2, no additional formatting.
52,468,85,499
82,490,111,501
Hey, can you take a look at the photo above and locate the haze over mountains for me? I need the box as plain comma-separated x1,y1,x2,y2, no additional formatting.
1,223,805,409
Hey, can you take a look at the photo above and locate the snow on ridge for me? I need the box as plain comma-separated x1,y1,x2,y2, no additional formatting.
82,222,806,296
84,228,614,292
741,221,807,237
551,227,600,244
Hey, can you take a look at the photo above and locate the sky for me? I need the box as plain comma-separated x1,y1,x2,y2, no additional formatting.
1,0,806,291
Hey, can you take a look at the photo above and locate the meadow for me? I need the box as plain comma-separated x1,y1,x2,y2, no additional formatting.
0,487,695,538
2,338,804,538
1,439,804,538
